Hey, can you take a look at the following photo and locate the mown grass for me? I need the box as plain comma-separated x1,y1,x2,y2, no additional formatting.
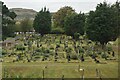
0,63,2,79
2,60,118,78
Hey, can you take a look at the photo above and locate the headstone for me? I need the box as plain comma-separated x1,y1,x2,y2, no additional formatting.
112,51,115,57
81,54,84,62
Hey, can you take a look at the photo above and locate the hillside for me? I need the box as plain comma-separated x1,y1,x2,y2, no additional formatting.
9,8,37,20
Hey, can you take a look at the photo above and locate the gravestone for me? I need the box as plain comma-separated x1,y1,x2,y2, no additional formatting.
112,51,115,57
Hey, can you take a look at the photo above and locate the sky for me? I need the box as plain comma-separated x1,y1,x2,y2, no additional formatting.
2,0,118,13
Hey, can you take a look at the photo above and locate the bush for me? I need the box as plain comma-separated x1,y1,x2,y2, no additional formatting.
101,52,108,59
50,46,54,50
79,48,84,53
97,51,102,55
45,49,50,53
66,47,72,53
16,44,25,51
43,54,50,57
40,47,50,54
35,48,41,52
93,52,98,57
107,46,112,51
41,47,45,52
2,49,7,55
51,27,65,34
88,51,93,56
70,54,78,60
34,56,40,59
56,44,60,48
73,32,80,40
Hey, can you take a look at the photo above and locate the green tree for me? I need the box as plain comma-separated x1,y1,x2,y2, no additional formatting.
8,11,17,20
86,2,118,47
0,1,2,40
14,21,21,32
53,6,75,29
20,18,33,32
64,12,85,39
33,7,51,36
111,1,120,40
2,2,17,40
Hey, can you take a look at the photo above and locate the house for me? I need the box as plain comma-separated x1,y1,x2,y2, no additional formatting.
2,38,16,49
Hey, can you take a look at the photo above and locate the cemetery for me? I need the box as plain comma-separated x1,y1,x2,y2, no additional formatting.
0,0,119,79
1,33,118,78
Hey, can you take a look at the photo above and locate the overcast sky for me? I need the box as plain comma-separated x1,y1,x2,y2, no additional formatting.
2,0,118,13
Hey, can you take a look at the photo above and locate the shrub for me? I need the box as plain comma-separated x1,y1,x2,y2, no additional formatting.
101,52,108,59
97,51,102,55
16,44,25,51
56,44,60,48
34,56,40,59
2,49,7,55
45,49,50,53
70,54,78,60
50,46,54,50
66,47,72,53
88,51,93,56
35,48,41,52
79,48,84,53
107,46,112,51
41,47,45,52
73,32,80,40
51,27,65,34
43,54,50,57
93,52,98,57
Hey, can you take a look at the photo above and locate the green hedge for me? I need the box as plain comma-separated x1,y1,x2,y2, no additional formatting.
51,27,65,34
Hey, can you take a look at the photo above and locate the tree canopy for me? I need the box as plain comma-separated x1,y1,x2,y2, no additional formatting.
33,7,51,35
20,18,33,32
53,6,75,29
86,2,119,45
2,2,17,40
111,1,120,40
64,12,85,39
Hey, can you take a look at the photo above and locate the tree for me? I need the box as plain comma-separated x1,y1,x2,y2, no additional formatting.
33,7,51,36
53,6,75,29
64,12,85,39
8,11,17,20
14,21,21,32
2,2,17,40
20,18,33,32
86,2,118,47
0,2,2,40
111,1,120,40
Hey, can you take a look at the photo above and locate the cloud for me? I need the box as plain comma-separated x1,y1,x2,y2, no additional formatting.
2,0,117,13
2,0,117,2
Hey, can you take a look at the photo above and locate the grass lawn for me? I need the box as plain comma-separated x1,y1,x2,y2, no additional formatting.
2,60,118,78
0,63,2,79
